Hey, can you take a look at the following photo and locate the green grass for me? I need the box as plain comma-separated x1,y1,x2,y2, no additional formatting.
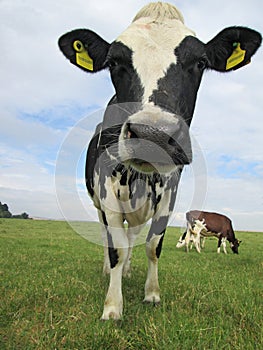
0,219,262,349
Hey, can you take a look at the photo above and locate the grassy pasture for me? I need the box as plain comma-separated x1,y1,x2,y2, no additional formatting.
0,219,262,349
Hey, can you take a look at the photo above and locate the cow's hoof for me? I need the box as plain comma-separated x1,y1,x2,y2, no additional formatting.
101,311,122,321
101,306,122,320
143,294,160,306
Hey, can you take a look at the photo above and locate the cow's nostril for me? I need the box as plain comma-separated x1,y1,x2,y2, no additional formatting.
126,123,138,139
168,136,177,147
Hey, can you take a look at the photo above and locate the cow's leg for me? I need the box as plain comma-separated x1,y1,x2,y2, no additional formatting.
144,233,163,303
221,237,227,254
98,210,111,274
200,236,206,249
100,211,128,320
123,225,141,277
103,237,111,274
144,174,179,303
193,232,201,253
217,236,222,253
144,217,169,303
184,228,191,252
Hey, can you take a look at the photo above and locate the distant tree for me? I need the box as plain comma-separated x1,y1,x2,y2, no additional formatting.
12,213,29,219
21,212,29,219
0,202,30,219
0,202,12,218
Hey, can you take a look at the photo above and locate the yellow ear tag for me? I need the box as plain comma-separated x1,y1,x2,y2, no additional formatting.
73,40,93,71
226,42,246,70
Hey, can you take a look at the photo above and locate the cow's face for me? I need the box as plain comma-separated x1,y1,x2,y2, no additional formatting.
231,239,241,254
58,3,261,174
111,19,204,173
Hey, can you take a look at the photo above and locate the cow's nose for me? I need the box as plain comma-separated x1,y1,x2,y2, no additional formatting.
126,122,179,143
125,121,192,165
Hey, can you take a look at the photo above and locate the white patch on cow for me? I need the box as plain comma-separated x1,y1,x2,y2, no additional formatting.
124,104,177,126
101,261,124,320
221,237,228,254
193,219,206,235
117,4,195,104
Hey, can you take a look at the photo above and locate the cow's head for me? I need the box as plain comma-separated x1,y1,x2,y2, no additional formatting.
231,238,242,254
58,2,261,174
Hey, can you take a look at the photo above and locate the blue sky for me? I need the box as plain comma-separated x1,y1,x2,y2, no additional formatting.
1,0,263,231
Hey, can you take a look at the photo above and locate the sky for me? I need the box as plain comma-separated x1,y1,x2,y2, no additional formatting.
1,0,263,232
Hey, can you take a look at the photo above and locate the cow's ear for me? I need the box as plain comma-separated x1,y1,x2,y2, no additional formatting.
205,26,262,72
58,29,110,73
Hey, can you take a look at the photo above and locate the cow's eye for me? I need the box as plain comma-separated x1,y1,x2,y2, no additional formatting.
108,59,119,69
197,58,208,70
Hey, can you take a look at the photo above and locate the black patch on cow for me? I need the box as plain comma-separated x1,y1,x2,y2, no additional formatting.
164,169,182,212
107,42,144,103
147,216,169,242
149,36,207,125
120,169,128,186
85,123,102,197
107,232,119,268
127,171,146,206
101,210,119,268
156,233,165,258
101,210,108,226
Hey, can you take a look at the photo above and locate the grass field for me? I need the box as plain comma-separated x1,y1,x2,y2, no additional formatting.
0,219,262,350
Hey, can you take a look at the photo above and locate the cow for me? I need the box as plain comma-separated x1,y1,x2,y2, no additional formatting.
58,2,261,319
176,227,206,252
177,210,241,254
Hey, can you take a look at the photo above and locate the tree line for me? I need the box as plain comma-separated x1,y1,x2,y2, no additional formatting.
0,202,29,219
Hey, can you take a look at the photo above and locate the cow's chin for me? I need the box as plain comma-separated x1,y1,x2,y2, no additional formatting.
125,159,176,174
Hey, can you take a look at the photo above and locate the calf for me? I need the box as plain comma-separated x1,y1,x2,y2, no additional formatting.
58,2,260,319
181,210,241,254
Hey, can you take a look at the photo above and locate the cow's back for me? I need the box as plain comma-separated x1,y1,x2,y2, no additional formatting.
187,210,233,235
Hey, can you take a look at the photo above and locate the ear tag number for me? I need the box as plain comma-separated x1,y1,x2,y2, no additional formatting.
226,42,246,70
73,40,93,71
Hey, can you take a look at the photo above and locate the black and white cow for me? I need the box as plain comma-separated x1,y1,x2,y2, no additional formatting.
177,210,241,254
58,2,261,319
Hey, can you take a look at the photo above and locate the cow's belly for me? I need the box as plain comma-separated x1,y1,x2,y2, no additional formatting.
120,195,155,226
200,229,220,238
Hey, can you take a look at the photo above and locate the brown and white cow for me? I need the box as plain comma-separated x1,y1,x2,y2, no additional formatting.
177,210,241,254
58,3,260,319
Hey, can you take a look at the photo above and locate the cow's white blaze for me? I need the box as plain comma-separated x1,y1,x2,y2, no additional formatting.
117,5,195,104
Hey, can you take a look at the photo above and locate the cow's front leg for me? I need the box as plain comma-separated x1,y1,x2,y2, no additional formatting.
144,233,163,303
184,227,191,253
221,237,227,254
217,236,222,253
144,216,168,304
123,225,141,277
193,232,201,253
100,212,128,320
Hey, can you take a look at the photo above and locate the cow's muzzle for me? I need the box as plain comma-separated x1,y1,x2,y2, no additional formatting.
119,118,192,173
